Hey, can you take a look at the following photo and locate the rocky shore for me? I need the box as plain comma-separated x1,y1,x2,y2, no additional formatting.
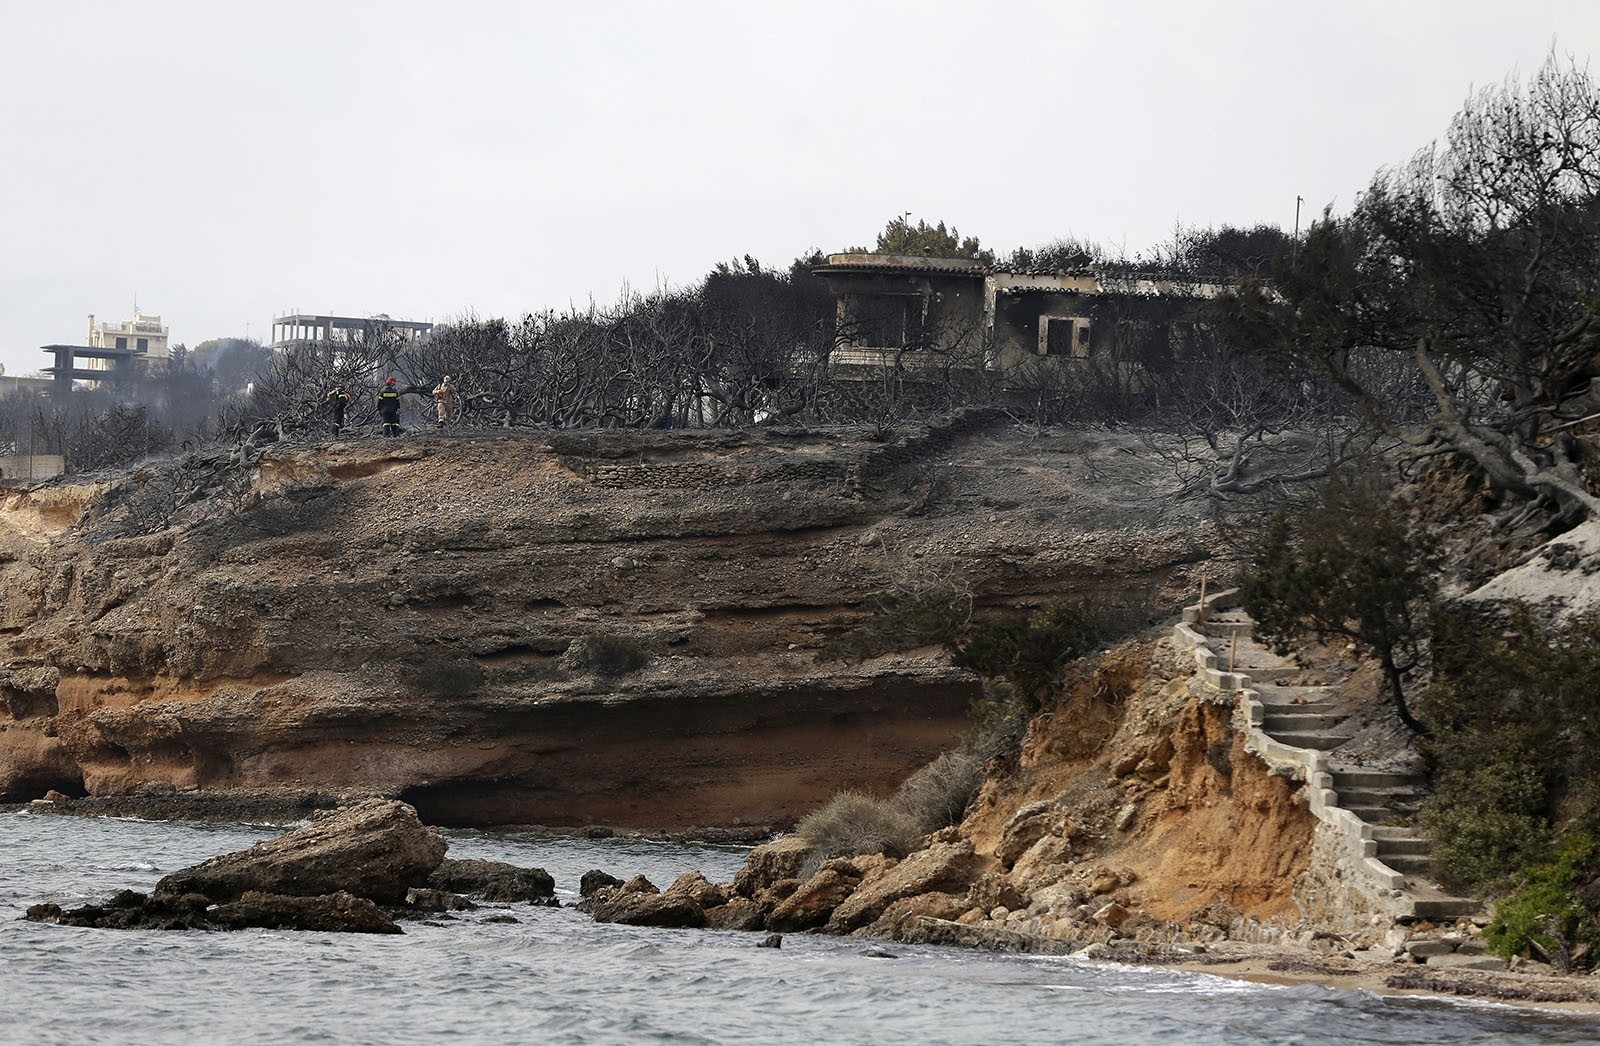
27,795,1600,1015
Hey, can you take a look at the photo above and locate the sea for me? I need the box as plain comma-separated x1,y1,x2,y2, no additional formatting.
3,812,1597,1046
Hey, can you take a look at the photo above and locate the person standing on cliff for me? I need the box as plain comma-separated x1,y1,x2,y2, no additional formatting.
325,383,351,435
378,377,403,437
432,375,456,429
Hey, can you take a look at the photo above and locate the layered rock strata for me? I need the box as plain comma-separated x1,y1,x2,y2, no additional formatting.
0,417,1211,829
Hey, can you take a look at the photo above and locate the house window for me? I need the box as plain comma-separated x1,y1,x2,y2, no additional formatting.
1041,316,1091,357
115,336,127,350
852,293,926,349
136,338,148,352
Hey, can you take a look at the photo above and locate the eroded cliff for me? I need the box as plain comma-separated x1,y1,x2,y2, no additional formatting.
0,414,1213,830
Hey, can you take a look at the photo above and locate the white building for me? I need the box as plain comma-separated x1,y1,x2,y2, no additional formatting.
83,311,171,374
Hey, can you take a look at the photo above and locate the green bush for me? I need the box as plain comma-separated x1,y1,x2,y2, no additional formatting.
820,586,972,661
570,634,651,676
794,791,922,864
1417,610,1600,890
952,601,1101,703
1420,767,1550,893
413,658,487,697
892,750,984,833
1487,836,1600,971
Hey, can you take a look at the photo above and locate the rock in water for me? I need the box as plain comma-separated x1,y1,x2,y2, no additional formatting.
209,891,402,934
426,858,556,903
155,798,446,904
580,869,624,897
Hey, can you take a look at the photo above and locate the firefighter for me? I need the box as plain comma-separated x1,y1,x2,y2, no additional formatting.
324,383,351,434
377,377,403,437
432,375,456,429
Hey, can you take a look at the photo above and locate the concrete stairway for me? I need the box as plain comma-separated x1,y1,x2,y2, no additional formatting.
1188,601,1480,919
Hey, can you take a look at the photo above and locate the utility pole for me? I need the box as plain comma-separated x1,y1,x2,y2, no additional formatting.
1292,195,1304,266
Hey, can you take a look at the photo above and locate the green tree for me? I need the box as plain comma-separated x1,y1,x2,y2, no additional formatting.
855,215,994,264
1239,473,1440,734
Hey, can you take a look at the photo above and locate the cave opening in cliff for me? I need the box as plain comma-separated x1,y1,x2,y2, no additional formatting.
398,780,542,828
2,767,87,802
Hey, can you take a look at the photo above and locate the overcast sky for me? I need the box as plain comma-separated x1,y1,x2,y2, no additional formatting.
3,0,1596,377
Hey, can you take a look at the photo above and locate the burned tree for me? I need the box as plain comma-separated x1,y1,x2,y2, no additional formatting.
1222,52,1600,526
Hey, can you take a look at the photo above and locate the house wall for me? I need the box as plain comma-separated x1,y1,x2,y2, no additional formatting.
84,313,171,376
814,256,1229,393
824,271,986,359
0,454,66,482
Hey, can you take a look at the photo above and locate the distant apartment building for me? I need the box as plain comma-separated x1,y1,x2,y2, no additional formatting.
270,313,432,349
81,311,172,376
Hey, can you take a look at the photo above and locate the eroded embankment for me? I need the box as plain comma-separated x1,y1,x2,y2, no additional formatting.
1,418,1217,827
575,634,1336,948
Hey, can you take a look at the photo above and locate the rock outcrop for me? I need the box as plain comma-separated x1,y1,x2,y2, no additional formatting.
425,858,556,903
27,798,444,933
154,798,447,904
0,419,1213,830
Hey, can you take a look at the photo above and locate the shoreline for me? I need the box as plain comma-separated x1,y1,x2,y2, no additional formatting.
896,918,1600,1016
1127,947,1600,1016
17,804,1600,1019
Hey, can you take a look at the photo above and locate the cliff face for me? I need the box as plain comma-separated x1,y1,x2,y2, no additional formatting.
0,415,1213,830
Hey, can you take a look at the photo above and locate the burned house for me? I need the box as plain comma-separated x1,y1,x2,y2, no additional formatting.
812,252,1229,388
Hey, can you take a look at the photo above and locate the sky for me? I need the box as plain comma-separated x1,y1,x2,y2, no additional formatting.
2,0,1597,377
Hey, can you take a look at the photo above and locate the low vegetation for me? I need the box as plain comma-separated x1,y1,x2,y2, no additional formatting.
794,792,923,867
568,634,651,677
1486,836,1600,972
412,658,488,698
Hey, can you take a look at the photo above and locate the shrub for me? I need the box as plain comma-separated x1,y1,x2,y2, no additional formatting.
892,750,984,833
1238,473,1439,735
1487,836,1600,971
963,678,1034,760
952,601,1101,704
1417,609,1600,889
1419,724,1553,892
413,658,487,697
794,791,922,865
820,585,972,662
569,634,651,676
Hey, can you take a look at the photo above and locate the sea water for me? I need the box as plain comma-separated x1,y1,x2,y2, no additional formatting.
2,812,1595,1045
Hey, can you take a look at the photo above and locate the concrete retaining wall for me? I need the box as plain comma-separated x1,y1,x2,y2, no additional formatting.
1174,590,1414,914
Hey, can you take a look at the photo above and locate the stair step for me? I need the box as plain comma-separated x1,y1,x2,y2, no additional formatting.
1236,665,1298,682
1370,825,1427,841
1332,771,1422,789
1335,787,1422,808
1261,713,1344,730
1376,838,1432,857
1410,898,1482,919
1267,732,1347,751
1380,854,1435,874
1248,694,1337,710
1343,805,1415,826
